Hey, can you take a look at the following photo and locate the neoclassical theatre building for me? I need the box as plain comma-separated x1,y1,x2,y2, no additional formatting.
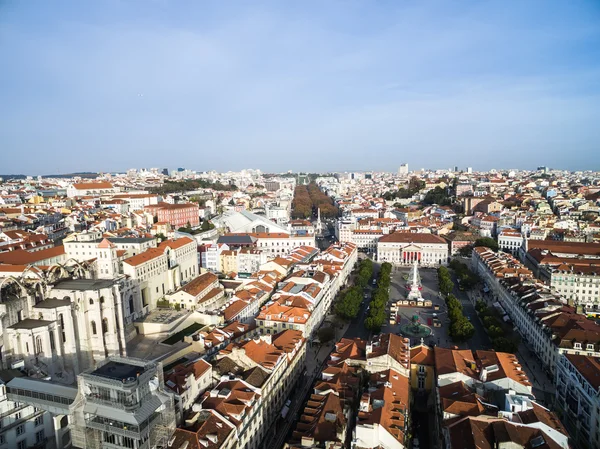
376,232,449,266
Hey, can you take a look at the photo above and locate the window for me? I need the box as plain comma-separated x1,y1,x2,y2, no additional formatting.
17,441,26,449
16,424,24,435
91,321,97,335
35,415,44,426
49,332,55,351
0,435,5,445
35,336,43,355
36,430,45,443
102,318,109,333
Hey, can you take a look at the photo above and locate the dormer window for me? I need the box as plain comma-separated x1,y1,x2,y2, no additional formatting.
587,344,594,351
574,343,582,349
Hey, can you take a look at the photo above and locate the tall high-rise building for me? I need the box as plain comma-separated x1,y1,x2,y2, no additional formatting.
398,163,409,176
467,167,473,174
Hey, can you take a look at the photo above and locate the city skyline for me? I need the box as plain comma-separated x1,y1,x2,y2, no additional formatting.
2,0,600,173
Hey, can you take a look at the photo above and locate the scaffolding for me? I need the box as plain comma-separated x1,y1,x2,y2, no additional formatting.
68,356,176,449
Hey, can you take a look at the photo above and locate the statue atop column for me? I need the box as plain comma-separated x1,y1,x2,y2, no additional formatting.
407,261,423,301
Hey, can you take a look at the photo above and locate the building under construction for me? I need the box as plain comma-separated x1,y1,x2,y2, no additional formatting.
7,356,176,449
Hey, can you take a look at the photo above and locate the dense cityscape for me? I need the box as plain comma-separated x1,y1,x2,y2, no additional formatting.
2,0,600,448
0,166,599,449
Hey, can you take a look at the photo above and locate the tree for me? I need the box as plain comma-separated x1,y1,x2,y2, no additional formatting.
439,276,454,296
201,220,215,232
492,337,518,353
317,326,336,343
474,237,499,252
335,286,363,319
450,317,475,341
423,186,452,206
458,245,473,257
488,325,504,338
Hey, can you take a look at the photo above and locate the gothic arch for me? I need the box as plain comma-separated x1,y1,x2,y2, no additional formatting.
0,276,29,297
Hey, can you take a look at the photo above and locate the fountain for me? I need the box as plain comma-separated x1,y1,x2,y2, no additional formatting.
398,314,432,338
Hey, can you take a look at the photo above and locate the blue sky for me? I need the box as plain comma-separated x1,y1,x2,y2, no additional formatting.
1,0,599,174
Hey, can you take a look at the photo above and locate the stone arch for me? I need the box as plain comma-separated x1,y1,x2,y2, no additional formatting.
47,264,69,283
0,276,28,297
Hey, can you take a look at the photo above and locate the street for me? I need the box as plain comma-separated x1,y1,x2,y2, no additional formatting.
449,272,492,351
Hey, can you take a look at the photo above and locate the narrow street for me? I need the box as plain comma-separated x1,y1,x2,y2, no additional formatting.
449,272,493,351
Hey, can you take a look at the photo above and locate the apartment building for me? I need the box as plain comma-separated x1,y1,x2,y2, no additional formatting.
122,237,197,309
169,409,237,449
335,217,356,242
498,228,523,255
286,363,360,449
546,264,600,312
442,231,479,256
193,330,306,449
472,247,600,376
167,272,225,312
555,354,600,449
351,229,383,250
199,243,223,272
112,193,160,210
145,202,200,228
257,270,333,338
433,347,568,449
165,359,213,421
251,232,316,257
354,368,410,449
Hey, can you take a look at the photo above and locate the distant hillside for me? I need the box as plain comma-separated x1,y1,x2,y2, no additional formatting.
0,172,98,180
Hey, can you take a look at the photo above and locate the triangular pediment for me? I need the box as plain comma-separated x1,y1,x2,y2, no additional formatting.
402,244,422,251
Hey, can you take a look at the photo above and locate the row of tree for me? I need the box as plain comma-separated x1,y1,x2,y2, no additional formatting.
475,300,519,353
334,286,363,319
177,219,215,235
355,258,374,288
335,259,374,319
365,262,393,333
446,293,475,341
150,179,237,195
438,265,455,296
448,259,480,290
456,237,499,257
291,183,339,219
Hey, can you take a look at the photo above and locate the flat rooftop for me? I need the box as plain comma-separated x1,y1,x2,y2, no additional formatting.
136,308,188,325
100,237,154,244
53,278,116,291
91,361,146,381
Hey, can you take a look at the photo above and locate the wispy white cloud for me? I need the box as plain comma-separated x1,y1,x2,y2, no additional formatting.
0,0,599,173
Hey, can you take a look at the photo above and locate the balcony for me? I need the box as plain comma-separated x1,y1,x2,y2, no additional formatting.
86,417,141,439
